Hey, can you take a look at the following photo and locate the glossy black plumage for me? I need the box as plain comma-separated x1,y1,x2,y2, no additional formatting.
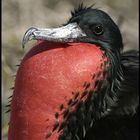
84,50,139,140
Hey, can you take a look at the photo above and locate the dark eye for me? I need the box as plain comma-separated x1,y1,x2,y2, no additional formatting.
93,25,103,35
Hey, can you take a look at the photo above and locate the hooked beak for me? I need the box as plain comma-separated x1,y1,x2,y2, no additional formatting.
22,23,86,48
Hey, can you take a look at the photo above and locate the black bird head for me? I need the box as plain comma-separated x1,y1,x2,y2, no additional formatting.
69,6,123,51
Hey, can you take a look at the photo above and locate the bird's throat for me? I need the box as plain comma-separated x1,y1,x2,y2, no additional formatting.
8,41,109,140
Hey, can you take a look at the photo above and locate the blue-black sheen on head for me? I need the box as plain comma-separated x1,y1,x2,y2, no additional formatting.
68,6,123,52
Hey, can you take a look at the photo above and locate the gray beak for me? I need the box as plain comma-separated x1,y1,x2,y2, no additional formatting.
22,22,86,48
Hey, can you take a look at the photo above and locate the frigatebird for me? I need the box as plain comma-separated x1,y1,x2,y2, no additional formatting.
8,4,139,140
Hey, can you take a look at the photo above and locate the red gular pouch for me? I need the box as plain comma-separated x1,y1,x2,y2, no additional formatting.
8,41,110,140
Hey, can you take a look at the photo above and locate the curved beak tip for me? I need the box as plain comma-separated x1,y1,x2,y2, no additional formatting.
22,27,38,48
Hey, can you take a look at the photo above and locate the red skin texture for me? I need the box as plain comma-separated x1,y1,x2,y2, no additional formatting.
8,41,108,140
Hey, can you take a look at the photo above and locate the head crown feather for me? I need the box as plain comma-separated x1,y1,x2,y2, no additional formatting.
71,3,95,17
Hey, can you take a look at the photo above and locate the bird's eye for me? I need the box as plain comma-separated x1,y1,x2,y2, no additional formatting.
93,25,104,35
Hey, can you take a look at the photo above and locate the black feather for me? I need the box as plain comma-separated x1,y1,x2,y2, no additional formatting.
71,3,94,17
83,50,139,140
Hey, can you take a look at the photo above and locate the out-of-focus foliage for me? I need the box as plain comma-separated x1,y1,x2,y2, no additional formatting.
2,0,138,139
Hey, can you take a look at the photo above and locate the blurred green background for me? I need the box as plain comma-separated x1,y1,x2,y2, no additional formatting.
2,0,138,139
